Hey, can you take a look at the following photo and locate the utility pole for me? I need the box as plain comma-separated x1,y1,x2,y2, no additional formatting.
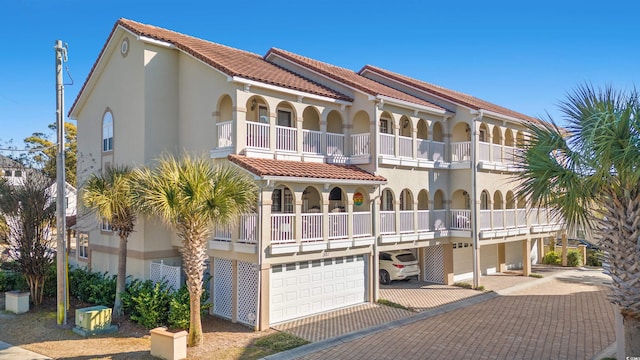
55,39,68,325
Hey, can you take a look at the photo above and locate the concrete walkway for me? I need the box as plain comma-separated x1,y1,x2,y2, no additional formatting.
0,340,50,360
266,267,616,360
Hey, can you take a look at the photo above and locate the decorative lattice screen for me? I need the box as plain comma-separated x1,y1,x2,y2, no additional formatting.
423,245,445,284
150,260,181,291
237,261,259,326
213,258,233,319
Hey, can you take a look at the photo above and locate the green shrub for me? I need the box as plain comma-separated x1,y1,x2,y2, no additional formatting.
567,250,583,267
0,270,28,292
69,267,116,306
586,250,603,267
542,251,561,265
123,279,173,329
122,279,212,330
43,263,57,298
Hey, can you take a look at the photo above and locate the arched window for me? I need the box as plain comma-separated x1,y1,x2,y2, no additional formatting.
102,111,113,152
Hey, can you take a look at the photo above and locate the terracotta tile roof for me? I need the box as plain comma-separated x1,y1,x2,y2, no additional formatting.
267,48,447,113
360,65,541,124
69,19,352,117
228,155,387,183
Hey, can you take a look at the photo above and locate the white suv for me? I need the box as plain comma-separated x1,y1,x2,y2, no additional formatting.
379,250,420,285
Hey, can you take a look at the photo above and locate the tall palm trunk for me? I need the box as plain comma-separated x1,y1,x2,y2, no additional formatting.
114,234,128,316
596,190,640,356
180,225,208,347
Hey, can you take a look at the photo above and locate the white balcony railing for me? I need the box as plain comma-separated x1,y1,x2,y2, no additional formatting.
417,139,430,159
217,120,233,148
516,209,527,227
432,209,447,230
271,214,295,244
380,211,395,235
399,136,413,158
379,133,395,156
492,209,504,229
431,141,445,162
504,209,516,228
214,224,232,241
352,133,370,156
302,213,323,242
479,210,491,230
399,210,414,233
302,129,322,155
239,213,258,244
276,126,297,152
479,142,491,162
491,143,502,163
327,132,345,156
417,210,430,231
328,212,348,240
451,209,471,230
353,212,371,237
451,142,471,162
247,122,270,149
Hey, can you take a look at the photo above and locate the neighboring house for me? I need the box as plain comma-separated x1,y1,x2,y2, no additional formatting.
68,19,564,330
48,182,77,218
0,155,27,186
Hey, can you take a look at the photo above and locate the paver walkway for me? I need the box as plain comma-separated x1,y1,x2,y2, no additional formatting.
268,268,615,360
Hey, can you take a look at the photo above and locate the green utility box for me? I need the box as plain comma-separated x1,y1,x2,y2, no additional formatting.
73,305,118,336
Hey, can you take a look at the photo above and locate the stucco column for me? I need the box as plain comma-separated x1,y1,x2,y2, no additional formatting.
259,188,273,257
442,243,455,285
522,239,531,276
497,243,506,273
322,189,330,243
257,264,270,331
537,238,544,264
269,112,276,153
393,123,400,157
296,116,303,156
235,106,247,152
295,197,303,245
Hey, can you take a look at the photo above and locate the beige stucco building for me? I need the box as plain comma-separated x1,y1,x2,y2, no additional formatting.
69,19,564,330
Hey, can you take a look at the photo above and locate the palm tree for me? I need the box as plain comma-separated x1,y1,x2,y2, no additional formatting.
515,84,640,356
81,165,136,317
131,153,257,347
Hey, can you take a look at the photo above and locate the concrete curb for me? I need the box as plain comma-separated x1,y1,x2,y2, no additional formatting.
263,268,590,360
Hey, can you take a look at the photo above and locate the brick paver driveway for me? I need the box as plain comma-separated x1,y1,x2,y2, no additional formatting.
292,269,615,360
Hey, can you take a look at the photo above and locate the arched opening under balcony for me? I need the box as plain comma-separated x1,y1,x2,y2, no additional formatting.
380,188,395,234
352,110,371,156
326,110,345,156
302,106,322,155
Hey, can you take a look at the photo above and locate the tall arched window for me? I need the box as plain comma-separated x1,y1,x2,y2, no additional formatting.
102,111,113,152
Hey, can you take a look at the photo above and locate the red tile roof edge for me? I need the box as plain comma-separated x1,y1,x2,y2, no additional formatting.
69,19,352,117
267,48,447,112
228,155,387,182
359,65,542,124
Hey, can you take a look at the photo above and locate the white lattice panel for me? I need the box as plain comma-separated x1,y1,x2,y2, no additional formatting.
213,258,233,319
237,261,259,326
150,261,181,291
423,246,445,284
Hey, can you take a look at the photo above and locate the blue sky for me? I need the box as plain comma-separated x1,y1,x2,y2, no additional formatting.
1,0,639,149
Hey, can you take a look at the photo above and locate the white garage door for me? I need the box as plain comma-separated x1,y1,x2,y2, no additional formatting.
270,255,367,324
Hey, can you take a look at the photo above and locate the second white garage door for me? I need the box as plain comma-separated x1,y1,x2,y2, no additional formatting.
270,255,367,324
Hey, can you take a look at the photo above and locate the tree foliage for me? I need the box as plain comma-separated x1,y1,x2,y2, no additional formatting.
81,165,136,316
21,122,77,186
131,153,257,347
0,172,56,305
515,84,640,356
